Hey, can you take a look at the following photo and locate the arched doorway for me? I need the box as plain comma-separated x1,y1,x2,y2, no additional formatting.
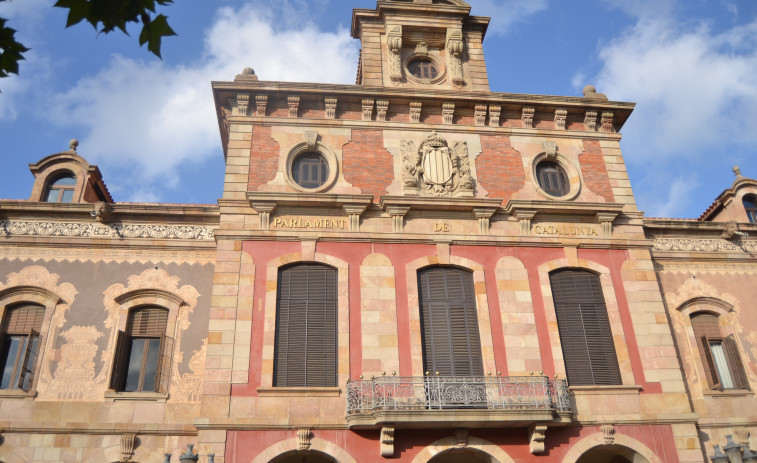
576,444,648,463
269,450,337,463
428,449,494,463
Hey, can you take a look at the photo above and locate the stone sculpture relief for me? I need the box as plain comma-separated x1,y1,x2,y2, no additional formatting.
400,131,475,197
43,326,103,400
171,338,207,402
0,220,214,241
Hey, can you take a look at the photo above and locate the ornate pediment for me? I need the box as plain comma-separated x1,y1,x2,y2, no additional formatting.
401,132,474,197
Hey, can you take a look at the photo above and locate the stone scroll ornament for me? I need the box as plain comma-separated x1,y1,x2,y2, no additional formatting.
401,132,475,197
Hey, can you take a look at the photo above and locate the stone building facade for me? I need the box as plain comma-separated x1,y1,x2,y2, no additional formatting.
0,1,755,462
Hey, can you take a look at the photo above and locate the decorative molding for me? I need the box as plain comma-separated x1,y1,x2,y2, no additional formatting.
0,220,215,241
665,276,739,311
454,428,469,448
0,265,77,305
584,110,597,131
488,105,501,127
252,202,276,230
735,428,751,446
542,141,557,159
0,246,214,265
653,238,757,254
45,325,103,400
522,107,535,128
386,206,410,233
529,425,548,454
324,97,337,119
361,98,374,121
473,208,496,235
601,112,614,132
121,433,138,462
601,424,615,444
513,210,537,236
297,428,312,451
343,205,367,232
387,25,403,83
554,108,567,130
287,95,300,118
410,100,422,123
305,131,318,150
474,104,487,126
236,93,250,116
376,99,389,122
442,102,455,125
596,212,618,238
380,426,395,457
446,28,465,85
171,338,207,402
255,94,268,116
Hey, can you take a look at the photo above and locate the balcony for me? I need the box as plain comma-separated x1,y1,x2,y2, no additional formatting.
345,375,574,429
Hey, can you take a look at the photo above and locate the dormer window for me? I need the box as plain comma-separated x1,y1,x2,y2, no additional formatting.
44,173,76,203
744,195,757,223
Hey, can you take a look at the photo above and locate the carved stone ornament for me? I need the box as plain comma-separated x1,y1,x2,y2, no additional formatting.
601,112,614,132
488,105,501,127
92,201,113,223
601,424,615,444
255,94,268,116
410,100,422,123
454,428,469,448
387,26,403,83
542,141,558,159
121,433,138,462
522,107,535,128
446,29,465,85
554,108,567,130
380,426,395,457
474,104,487,126
237,93,250,116
362,98,375,121
288,95,300,118
529,425,547,454
653,238,757,254
443,102,455,125
324,97,337,119
401,132,475,197
305,131,318,150
584,110,597,131
0,220,214,241
376,99,389,121
297,428,312,451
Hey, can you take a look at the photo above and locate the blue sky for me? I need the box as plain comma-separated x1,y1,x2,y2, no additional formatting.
1,0,756,218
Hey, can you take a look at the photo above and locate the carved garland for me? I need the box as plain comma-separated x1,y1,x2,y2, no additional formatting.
653,238,757,253
0,221,214,241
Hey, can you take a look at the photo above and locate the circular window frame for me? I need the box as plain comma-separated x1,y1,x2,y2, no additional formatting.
531,152,581,201
403,52,447,85
285,142,338,193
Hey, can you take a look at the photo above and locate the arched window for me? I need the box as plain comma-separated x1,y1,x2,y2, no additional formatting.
536,161,570,197
110,306,173,393
418,267,483,377
274,264,337,387
691,312,749,390
44,173,76,203
550,269,621,386
0,304,44,391
744,195,757,223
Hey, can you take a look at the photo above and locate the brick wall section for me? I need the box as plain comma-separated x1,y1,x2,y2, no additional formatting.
342,130,394,202
581,140,615,202
247,126,280,191
477,135,525,203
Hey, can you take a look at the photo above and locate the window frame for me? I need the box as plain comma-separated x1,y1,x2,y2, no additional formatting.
743,194,757,223
530,152,582,201
691,312,750,391
43,172,77,203
285,141,339,193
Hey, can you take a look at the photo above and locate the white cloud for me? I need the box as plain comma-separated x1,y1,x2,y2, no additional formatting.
47,2,359,201
471,0,548,35
645,177,699,218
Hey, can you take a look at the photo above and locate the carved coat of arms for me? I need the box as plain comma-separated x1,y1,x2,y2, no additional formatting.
401,132,474,197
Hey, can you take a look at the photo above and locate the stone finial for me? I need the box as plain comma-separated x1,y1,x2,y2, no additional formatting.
235,67,259,82
582,84,608,100
734,166,743,178
69,139,79,152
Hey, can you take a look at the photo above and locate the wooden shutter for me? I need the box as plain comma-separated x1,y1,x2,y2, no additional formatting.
550,270,621,386
128,307,168,336
109,330,130,391
692,313,724,389
724,335,750,390
3,304,45,334
274,264,337,387
17,329,40,391
700,336,721,389
155,335,174,393
418,267,483,377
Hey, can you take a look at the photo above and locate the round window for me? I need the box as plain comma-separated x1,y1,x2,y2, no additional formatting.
536,161,570,197
408,58,439,80
292,152,329,189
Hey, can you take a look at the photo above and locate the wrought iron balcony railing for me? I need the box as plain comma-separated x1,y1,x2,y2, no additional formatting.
346,375,572,415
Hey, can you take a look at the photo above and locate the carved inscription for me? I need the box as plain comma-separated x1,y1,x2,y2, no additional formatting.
533,224,599,237
434,223,450,233
272,217,348,230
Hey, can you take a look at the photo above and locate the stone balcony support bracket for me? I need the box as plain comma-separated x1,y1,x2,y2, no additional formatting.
380,426,395,458
529,425,548,454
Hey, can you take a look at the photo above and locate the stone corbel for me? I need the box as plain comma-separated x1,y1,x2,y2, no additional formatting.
584,110,597,131
529,425,548,454
92,201,114,223
473,208,496,235
305,131,318,150
386,206,410,233
237,93,250,116
601,424,615,444
522,107,535,128
387,25,403,83
488,105,501,127
596,212,618,237
255,94,268,116
513,210,537,236
288,95,300,118
362,98,375,121
325,97,337,119
343,204,367,232
542,141,558,159
600,112,614,132
297,428,312,451
376,99,389,122
252,202,277,230
410,100,422,123
442,102,455,125
474,104,487,126
121,433,138,462
454,428,469,448
554,108,567,130
446,28,465,85
380,426,395,457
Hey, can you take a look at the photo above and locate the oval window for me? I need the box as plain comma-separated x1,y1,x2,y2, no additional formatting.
292,152,329,189
536,161,570,197
408,58,438,80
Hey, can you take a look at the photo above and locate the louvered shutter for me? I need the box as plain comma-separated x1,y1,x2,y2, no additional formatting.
550,270,621,386
700,336,721,389
691,313,721,388
17,329,40,391
155,335,174,393
4,304,45,334
129,307,168,336
724,335,750,390
418,267,483,377
109,330,129,391
274,264,337,387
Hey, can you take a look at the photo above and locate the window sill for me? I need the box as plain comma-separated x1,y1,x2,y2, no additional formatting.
104,391,168,402
570,385,642,396
257,387,341,397
703,389,753,398
0,389,36,399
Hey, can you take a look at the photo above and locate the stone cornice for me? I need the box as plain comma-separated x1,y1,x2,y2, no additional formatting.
505,200,625,218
